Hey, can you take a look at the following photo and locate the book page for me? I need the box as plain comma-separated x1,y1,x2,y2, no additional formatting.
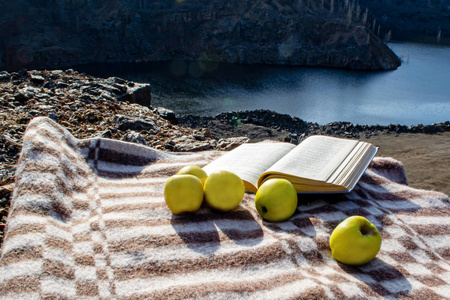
264,136,359,182
202,142,295,191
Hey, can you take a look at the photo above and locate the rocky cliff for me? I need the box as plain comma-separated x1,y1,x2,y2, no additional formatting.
357,0,450,44
0,0,400,71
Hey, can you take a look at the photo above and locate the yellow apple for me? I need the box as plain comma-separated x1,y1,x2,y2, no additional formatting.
254,179,298,222
203,170,245,211
164,175,204,214
177,165,208,185
329,216,382,265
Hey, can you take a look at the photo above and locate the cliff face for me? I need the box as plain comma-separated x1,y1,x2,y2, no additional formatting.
357,0,450,44
0,0,400,71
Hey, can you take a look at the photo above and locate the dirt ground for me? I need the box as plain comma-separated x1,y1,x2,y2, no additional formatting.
360,132,450,196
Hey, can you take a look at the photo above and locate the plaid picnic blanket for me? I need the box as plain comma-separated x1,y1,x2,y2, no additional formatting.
1,117,449,299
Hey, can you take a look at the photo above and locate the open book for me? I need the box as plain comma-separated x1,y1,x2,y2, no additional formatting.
202,135,378,194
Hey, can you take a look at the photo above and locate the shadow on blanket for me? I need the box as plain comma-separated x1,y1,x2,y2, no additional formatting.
1,117,449,299
339,258,412,297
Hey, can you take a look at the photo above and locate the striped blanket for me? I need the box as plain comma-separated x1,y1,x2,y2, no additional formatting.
1,117,449,299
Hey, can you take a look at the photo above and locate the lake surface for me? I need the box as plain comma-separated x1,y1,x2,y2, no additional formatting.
75,42,450,126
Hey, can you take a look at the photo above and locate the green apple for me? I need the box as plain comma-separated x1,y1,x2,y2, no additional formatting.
254,179,298,222
329,216,382,265
177,165,208,185
203,170,245,212
164,175,204,215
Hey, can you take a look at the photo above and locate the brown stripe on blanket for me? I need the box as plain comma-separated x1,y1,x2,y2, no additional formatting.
102,203,166,214
95,164,180,179
4,222,46,240
118,272,325,300
108,231,220,253
25,117,79,148
405,288,446,300
100,191,161,201
388,252,418,263
96,267,109,281
72,199,91,211
359,187,415,202
0,276,41,295
323,272,349,283
93,243,104,254
108,229,261,253
14,181,73,199
436,248,450,260
295,204,341,217
3,211,71,237
97,180,164,188
424,262,448,274
97,147,158,166
0,245,43,265
397,207,450,217
43,260,75,280
75,254,96,266
14,167,91,193
73,232,93,243
10,195,73,222
114,242,288,280
397,235,426,250
413,275,448,287
410,224,450,236
359,281,404,299
45,236,73,253
170,208,261,224
19,137,86,169
356,283,392,297
76,280,99,296
327,285,353,299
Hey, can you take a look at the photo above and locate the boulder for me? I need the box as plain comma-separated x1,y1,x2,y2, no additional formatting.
119,83,152,107
113,115,156,132
156,107,178,125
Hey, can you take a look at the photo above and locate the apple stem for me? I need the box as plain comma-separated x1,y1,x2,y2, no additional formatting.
361,225,375,236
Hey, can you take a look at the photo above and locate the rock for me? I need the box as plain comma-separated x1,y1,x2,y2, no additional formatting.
13,92,29,103
106,77,127,85
30,74,45,84
122,131,147,146
156,107,178,125
119,83,152,107
17,69,27,77
48,113,59,120
0,183,14,201
99,83,126,95
201,128,212,139
217,137,250,151
56,82,69,89
113,115,156,132
174,140,212,152
0,71,10,82
100,130,112,138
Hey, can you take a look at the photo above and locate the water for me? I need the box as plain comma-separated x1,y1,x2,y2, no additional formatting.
75,42,450,126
